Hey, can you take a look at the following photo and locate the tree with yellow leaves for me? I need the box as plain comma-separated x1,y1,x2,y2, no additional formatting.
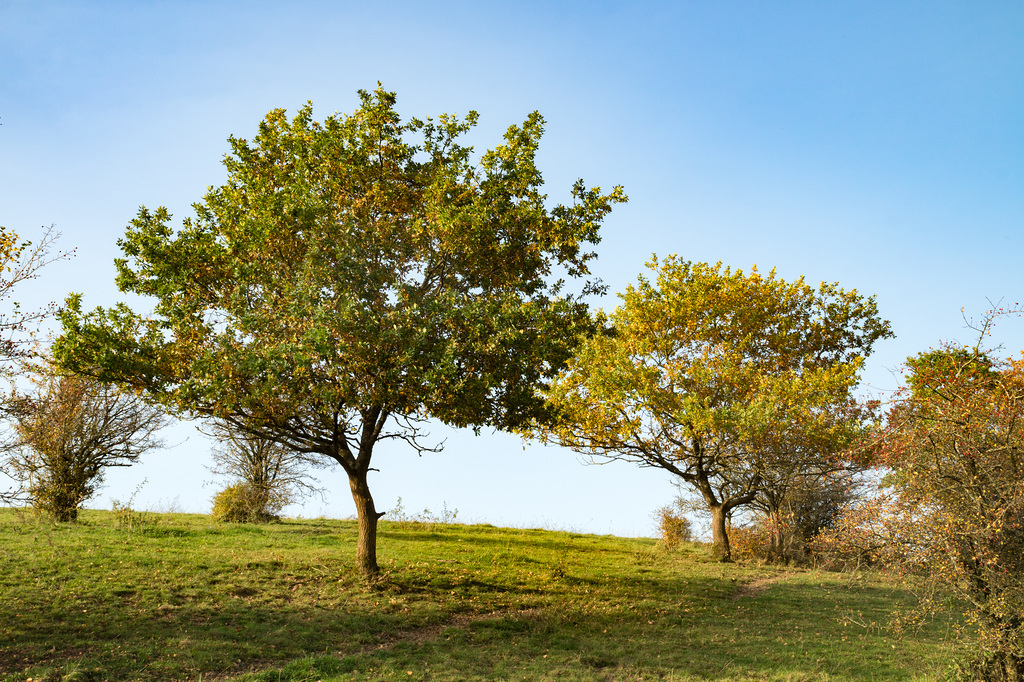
536,256,891,560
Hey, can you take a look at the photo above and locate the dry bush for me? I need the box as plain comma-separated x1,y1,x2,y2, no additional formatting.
727,523,776,563
211,483,280,523
655,504,693,549
204,421,327,523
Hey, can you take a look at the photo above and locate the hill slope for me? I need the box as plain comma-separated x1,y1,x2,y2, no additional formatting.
0,509,958,680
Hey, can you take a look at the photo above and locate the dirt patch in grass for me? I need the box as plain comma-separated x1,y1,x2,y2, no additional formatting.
731,572,794,600
359,607,544,653
0,645,96,674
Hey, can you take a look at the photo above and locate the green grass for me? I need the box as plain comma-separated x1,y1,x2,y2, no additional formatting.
0,508,962,681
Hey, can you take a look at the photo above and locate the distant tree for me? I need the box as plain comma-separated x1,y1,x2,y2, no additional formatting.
204,420,327,522
2,369,168,521
53,86,625,574
744,468,864,562
535,257,891,560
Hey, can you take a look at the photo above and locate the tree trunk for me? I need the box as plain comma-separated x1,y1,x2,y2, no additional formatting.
710,504,731,562
348,469,383,576
38,479,81,522
768,510,786,564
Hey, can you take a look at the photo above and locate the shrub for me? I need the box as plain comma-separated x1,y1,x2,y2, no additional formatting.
385,497,459,531
4,371,167,522
655,505,693,548
110,481,152,531
808,493,894,571
203,421,325,517
728,522,779,563
211,483,280,523
742,470,864,565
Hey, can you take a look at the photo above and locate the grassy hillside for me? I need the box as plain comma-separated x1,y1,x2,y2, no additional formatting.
0,508,960,681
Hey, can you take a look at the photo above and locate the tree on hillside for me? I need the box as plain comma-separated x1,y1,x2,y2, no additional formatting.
0,224,72,505
53,85,626,574
860,328,1024,679
744,467,864,562
535,256,891,560
2,369,168,521
204,419,327,522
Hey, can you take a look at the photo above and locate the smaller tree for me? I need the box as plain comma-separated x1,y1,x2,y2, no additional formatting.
0,224,71,504
743,468,864,563
535,256,891,560
2,370,168,521
204,420,327,522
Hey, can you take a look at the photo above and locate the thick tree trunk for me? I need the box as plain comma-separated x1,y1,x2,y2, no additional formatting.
693,467,735,563
710,504,731,562
348,469,383,576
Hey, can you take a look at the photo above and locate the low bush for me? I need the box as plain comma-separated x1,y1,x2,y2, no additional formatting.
728,523,776,563
655,505,692,548
211,483,280,523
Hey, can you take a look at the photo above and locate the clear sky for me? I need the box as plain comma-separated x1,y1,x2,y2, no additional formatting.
2,1,1022,537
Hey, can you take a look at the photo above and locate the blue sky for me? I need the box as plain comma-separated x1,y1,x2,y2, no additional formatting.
2,1,1022,536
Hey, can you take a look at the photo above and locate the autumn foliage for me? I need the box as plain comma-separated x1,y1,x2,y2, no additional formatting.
817,339,1024,679
3,371,167,521
537,256,890,561
53,86,624,574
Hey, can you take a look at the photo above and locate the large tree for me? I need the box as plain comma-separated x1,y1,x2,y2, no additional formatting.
53,86,625,574
535,256,891,560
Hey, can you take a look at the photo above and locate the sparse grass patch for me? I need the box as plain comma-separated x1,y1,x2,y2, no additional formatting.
0,509,962,681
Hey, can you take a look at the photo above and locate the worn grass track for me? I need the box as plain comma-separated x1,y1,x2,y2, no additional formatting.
0,509,960,681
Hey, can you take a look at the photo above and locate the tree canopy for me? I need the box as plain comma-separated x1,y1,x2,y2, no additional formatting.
535,256,892,560
53,86,625,574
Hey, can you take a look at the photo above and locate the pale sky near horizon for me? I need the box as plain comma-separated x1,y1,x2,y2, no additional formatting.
1,1,1022,537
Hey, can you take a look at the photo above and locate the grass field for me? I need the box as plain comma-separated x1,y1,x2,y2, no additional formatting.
0,508,962,681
